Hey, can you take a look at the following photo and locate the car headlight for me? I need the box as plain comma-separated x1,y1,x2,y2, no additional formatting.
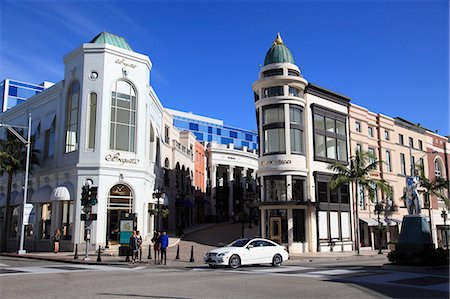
218,251,229,257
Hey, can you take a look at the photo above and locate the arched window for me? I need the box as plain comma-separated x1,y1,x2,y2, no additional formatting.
149,124,155,163
164,158,170,187
87,92,97,149
110,80,136,152
65,81,80,153
435,158,444,178
108,184,133,212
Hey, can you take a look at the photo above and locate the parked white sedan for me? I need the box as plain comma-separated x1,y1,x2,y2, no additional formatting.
204,238,289,269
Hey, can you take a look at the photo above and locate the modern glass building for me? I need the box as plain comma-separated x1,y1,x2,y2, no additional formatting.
166,108,258,150
0,79,54,112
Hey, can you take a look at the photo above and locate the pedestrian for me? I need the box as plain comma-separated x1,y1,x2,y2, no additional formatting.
160,231,169,265
53,228,61,253
151,231,161,264
129,230,138,264
136,231,143,262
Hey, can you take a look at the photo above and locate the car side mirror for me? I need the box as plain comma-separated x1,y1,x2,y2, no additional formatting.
247,244,253,249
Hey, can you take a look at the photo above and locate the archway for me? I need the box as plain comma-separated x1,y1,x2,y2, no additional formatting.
107,184,133,244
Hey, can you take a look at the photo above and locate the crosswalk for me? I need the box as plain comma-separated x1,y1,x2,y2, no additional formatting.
193,265,449,293
0,263,139,276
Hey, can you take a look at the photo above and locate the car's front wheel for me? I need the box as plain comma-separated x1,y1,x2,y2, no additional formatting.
229,254,241,269
272,254,282,267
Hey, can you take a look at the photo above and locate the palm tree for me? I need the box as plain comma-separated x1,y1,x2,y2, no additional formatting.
328,150,392,254
0,130,40,252
416,164,449,209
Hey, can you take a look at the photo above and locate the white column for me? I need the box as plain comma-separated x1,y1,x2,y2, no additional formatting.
210,164,217,216
260,207,266,238
309,207,317,252
228,166,234,218
287,208,293,249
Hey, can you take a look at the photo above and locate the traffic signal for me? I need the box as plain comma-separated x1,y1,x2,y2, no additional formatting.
89,186,98,205
81,185,89,206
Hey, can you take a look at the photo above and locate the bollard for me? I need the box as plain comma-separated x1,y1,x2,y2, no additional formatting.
148,244,152,259
175,244,180,259
74,244,78,260
97,245,102,262
189,245,194,262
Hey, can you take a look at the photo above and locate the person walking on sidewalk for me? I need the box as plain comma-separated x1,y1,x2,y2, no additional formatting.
53,228,61,253
129,230,138,264
151,231,161,264
136,231,143,262
160,231,169,265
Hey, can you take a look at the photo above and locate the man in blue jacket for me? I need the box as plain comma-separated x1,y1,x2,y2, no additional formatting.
160,231,169,265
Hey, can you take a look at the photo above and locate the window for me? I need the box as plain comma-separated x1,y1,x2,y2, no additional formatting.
359,184,365,209
189,123,199,131
292,176,305,201
399,134,404,145
293,209,305,242
435,159,443,177
245,133,253,141
289,86,300,97
164,158,170,186
400,153,406,175
207,134,212,142
194,132,204,140
61,201,74,240
356,144,362,154
164,126,170,143
254,92,260,102
263,68,283,77
87,92,97,149
263,86,284,98
419,140,423,151
229,131,237,138
386,150,392,172
263,105,285,154
355,121,361,132
217,128,221,135
110,80,136,152
288,69,300,76
221,137,233,144
241,141,249,147
208,126,213,133
65,81,80,153
409,137,413,148
44,118,55,159
313,107,347,162
290,105,304,153
368,127,373,137
368,148,376,165
384,130,390,140
264,176,286,201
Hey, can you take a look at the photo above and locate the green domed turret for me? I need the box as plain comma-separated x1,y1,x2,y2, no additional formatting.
264,33,295,66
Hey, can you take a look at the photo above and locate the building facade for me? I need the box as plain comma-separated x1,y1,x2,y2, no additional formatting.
167,108,258,150
0,79,54,112
0,32,164,251
253,34,353,253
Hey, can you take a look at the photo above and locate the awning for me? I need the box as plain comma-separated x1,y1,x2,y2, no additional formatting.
31,120,41,136
30,186,52,203
42,113,56,131
360,217,400,227
51,183,74,201
12,189,34,205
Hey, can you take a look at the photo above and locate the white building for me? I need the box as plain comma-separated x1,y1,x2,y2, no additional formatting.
252,34,353,253
0,32,163,251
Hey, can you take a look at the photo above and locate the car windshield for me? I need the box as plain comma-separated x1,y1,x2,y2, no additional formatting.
228,238,250,247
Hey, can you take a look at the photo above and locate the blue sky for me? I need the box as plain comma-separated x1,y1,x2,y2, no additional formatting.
1,0,448,135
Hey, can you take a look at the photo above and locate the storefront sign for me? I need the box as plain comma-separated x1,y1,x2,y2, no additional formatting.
260,159,292,166
105,153,139,165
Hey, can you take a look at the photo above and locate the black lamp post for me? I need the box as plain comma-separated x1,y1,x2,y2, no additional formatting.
375,200,383,255
153,189,165,233
441,210,448,250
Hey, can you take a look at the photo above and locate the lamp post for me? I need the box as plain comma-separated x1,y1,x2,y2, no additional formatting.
152,189,165,233
441,210,448,250
0,114,32,254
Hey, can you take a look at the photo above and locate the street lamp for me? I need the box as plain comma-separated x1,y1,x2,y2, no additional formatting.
441,210,448,250
152,189,165,233
0,114,31,254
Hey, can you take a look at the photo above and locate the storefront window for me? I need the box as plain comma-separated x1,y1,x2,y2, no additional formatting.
264,176,286,201
293,209,305,242
292,176,305,201
41,203,52,239
61,201,73,240
9,206,20,237
265,209,288,243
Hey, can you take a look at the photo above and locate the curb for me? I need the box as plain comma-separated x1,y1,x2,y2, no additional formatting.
382,263,450,273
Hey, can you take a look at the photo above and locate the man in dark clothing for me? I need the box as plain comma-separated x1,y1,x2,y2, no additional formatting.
160,231,169,265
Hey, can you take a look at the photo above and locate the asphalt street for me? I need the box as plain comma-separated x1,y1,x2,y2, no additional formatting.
0,256,448,299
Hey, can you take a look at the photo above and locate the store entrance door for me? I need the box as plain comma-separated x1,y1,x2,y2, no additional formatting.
269,217,282,244
107,184,133,245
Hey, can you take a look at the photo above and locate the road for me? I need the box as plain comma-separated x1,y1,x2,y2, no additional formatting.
0,256,448,299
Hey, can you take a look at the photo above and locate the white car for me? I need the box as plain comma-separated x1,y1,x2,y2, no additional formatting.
204,238,289,269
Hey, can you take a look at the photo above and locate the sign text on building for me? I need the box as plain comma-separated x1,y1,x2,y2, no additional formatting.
105,153,140,165
260,159,292,166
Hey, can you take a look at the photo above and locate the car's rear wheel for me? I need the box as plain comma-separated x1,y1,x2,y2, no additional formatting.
229,254,241,269
272,254,282,267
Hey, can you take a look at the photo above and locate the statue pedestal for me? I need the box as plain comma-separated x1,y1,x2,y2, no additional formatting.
397,215,433,254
